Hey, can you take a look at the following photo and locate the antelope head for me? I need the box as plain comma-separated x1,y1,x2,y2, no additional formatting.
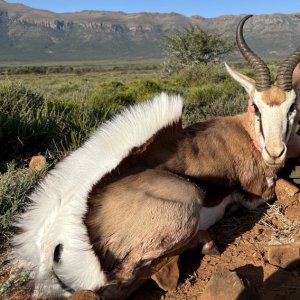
225,15,300,167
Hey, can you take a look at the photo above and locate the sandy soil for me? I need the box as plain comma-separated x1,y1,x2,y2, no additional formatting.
132,199,300,300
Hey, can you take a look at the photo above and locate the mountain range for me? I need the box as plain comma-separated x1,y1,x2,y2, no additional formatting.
0,0,300,62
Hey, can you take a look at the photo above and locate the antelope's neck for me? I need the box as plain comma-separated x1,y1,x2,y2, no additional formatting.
240,111,262,152
152,114,278,200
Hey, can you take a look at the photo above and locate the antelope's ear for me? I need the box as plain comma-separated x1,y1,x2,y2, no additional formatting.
224,62,255,95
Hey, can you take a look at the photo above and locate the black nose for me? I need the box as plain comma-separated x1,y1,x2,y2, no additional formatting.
278,147,285,158
265,147,285,159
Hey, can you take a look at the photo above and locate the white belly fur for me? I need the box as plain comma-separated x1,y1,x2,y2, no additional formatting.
199,191,268,230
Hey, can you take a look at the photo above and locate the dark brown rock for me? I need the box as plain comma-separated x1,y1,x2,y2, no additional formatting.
285,205,300,221
200,270,256,300
270,216,285,229
275,179,299,206
267,243,300,269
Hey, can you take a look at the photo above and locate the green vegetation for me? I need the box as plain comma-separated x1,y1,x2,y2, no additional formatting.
0,162,47,241
0,63,160,76
0,261,30,298
163,25,234,74
0,81,107,160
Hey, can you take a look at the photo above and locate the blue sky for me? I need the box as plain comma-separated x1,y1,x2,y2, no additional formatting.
6,0,300,17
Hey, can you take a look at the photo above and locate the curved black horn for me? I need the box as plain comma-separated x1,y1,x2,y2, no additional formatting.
277,15,300,91
236,15,271,91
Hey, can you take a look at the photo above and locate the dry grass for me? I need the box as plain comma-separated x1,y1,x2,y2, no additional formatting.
0,253,31,300
259,202,300,245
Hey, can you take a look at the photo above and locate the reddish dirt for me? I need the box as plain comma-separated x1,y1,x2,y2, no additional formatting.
132,194,300,300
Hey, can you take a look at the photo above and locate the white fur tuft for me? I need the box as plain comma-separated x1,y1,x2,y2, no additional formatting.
12,93,183,298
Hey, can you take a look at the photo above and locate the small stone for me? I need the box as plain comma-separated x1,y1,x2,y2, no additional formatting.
285,205,300,221
71,290,98,300
294,234,300,242
200,270,257,300
270,217,285,229
29,155,46,171
254,226,263,235
267,243,300,269
275,179,299,206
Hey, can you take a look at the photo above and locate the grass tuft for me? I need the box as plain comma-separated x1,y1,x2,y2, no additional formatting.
0,162,47,243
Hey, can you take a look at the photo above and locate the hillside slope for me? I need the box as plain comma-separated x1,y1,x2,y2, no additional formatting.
0,0,299,62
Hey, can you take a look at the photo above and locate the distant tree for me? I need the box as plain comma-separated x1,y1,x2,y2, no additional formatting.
163,25,234,74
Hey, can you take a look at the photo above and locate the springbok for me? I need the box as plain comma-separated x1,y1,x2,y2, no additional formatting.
13,15,300,299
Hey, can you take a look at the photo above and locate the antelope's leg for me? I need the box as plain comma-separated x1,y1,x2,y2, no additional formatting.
150,255,180,292
86,169,205,299
150,230,219,291
197,230,220,256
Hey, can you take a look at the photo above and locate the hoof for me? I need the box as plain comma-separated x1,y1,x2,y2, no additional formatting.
151,256,180,291
201,241,220,256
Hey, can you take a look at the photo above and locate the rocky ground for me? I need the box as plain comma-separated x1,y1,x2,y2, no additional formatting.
1,179,300,300
132,178,300,300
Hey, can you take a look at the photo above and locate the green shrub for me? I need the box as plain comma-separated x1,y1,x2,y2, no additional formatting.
47,100,111,152
0,162,47,239
0,81,112,160
0,81,57,160
57,82,80,94
89,81,133,114
183,79,246,124
89,79,162,109
176,63,229,86
163,25,234,74
123,80,162,101
183,93,246,125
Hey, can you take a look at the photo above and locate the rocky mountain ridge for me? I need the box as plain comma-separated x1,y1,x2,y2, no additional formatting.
0,0,299,62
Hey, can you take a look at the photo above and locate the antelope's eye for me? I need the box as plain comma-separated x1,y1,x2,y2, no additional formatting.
288,102,297,115
253,103,261,117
